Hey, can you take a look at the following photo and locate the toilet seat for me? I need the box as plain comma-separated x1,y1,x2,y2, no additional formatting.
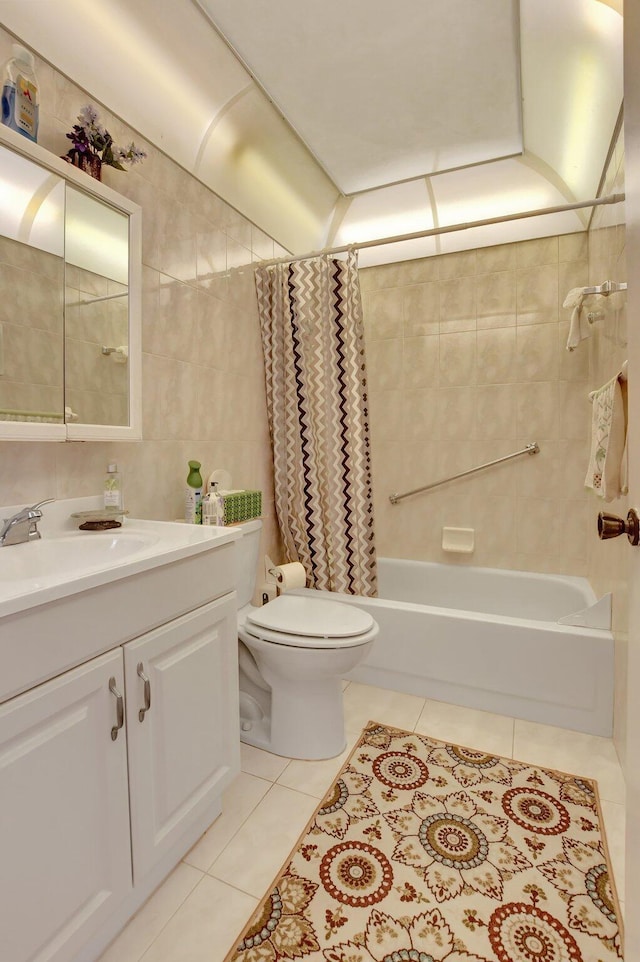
244,594,375,649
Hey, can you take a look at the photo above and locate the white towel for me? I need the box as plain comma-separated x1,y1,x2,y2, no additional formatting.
585,370,628,502
564,287,590,351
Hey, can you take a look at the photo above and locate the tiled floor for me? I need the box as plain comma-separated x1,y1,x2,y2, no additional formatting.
97,681,626,962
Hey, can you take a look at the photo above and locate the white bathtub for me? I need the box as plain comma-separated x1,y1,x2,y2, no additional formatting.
292,558,614,737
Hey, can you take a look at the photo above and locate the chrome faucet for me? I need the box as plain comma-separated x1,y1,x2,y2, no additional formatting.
0,499,54,547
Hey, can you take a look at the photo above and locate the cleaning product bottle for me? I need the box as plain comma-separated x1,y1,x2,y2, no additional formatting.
185,460,203,524
1,44,39,142
104,463,123,511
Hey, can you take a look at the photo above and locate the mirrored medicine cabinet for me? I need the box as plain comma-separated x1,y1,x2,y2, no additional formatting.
0,123,142,441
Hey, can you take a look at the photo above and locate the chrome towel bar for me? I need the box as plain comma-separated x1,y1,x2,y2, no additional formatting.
389,442,540,504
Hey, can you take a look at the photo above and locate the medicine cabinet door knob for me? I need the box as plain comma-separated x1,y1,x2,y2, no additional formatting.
597,508,640,545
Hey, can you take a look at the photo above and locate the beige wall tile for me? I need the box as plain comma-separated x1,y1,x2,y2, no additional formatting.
437,387,477,441
476,328,517,384
516,264,559,324
439,249,477,279
559,232,589,263
402,282,440,336
476,243,516,274
475,384,517,440
366,338,403,390
476,270,516,329
439,331,477,386
439,276,477,330
403,335,439,388
516,236,559,268
363,288,403,339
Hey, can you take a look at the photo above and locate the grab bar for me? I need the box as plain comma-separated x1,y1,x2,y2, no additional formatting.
389,442,540,504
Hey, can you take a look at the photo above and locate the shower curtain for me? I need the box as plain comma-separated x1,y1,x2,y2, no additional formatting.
255,251,377,596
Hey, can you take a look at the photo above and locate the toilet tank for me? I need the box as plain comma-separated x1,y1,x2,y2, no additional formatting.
234,518,263,608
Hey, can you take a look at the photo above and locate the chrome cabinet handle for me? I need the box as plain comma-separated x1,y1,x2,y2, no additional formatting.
137,662,151,722
109,677,124,740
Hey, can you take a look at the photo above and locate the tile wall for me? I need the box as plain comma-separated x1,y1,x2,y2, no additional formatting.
0,27,284,563
360,234,592,574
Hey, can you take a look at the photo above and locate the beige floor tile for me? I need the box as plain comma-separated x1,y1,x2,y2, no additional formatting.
240,741,290,781
415,698,515,758
97,862,203,962
343,681,426,733
184,772,272,872
277,728,360,798
513,719,625,804
139,875,257,962
208,783,319,897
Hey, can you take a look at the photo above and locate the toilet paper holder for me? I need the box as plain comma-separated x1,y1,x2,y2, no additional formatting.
264,556,307,591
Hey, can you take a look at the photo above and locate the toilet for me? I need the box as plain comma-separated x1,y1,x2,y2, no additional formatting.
234,519,378,760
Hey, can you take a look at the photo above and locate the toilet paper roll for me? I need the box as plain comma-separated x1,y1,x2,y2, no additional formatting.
270,562,306,591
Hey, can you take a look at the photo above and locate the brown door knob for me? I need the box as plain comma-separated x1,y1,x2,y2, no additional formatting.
597,508,640,545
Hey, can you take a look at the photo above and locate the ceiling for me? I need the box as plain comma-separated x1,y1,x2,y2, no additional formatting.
0,0,624,265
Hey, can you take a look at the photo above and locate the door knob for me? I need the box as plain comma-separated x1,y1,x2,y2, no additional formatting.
597,508,640,545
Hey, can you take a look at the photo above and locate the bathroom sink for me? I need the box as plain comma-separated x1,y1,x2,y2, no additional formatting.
0,531,159,583
0,510,241,615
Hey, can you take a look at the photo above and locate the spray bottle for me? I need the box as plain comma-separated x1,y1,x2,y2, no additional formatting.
185,460,203,524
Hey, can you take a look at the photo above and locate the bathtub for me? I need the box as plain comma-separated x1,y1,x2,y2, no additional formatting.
292,558,614,737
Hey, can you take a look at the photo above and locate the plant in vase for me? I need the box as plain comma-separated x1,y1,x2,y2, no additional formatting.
63,104,146,180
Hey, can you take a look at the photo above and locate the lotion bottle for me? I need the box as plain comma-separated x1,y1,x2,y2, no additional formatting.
202,481,221,525
104,463,123,511
1,44,39,142
185,460,203,524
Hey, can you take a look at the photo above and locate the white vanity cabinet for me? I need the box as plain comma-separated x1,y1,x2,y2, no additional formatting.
0,520,241,962
0,649,133,962
125,596,239,882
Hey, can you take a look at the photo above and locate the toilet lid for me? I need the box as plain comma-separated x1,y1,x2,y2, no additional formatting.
246,594,374,639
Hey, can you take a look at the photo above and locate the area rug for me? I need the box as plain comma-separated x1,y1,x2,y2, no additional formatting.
224,721,624,962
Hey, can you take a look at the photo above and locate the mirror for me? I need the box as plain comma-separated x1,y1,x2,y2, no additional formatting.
0,125,141,441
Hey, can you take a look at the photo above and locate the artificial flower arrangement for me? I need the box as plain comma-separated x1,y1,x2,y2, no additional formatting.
63,104,147,173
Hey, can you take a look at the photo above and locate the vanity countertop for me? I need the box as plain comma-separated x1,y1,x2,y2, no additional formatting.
0,497,240,620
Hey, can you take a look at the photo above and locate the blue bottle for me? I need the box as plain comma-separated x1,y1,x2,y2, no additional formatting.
1,44,39,142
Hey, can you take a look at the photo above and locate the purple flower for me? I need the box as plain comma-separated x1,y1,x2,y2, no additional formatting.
64,104,146,171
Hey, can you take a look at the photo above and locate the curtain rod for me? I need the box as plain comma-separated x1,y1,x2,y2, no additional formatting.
260,193,625,268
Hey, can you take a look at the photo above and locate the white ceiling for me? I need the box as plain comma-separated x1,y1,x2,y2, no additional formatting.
0,0,624,265
199,0,523,195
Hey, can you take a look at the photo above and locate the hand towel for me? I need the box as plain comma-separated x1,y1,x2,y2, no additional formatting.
564,287,590,351
585,369,628,502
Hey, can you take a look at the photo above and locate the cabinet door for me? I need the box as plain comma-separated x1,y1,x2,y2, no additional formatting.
124,595,240,881
0,649,132,962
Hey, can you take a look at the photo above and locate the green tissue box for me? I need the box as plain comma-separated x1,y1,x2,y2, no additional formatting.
219,490,262,525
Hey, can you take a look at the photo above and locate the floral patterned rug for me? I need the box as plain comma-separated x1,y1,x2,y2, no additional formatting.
224,721,623,962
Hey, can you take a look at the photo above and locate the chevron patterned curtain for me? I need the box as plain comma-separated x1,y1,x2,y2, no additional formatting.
255,251,377,596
